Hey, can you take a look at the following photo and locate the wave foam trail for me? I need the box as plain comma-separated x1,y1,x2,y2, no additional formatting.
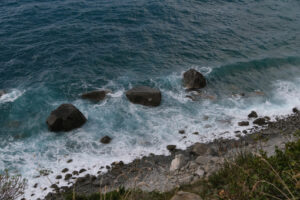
0,89,24,104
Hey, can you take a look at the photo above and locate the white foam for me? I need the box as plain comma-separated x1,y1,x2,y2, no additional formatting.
10,77,300,200
0,89,24,103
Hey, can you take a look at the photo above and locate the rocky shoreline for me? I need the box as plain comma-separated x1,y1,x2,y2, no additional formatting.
44,110,300,200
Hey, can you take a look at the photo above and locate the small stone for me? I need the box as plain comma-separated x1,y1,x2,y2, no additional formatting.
179,130,185,134
50,184,59,190
79,169,86,173
167,145,176,152
33,183,38,188
100,136,112,144
253,118,266,126
72,171,79,176
242,130,247,134
248,111,258,118
56,175,62,179
64,173,72,180
238,121,249,126
192,132,199,135
67,159,73,163
293,107,299,113
106,165,110,170
61,168,69,173
264,116,271,121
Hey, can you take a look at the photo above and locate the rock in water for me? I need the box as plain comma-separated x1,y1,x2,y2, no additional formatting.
183,69,206,89
81,90,109,102
253,118,266,126
100,136,112,144
126,86,161,106
46,104,87,132
171,191,202,200
248,111,258,118
0,90,5,97
238,121,249,126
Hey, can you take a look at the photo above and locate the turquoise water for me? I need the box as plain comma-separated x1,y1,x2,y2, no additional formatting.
0,0,300,198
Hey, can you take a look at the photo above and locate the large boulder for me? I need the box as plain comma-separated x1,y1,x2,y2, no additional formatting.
46,104,87,132
81,90,110,102
248,111,258,118
171,191,202,200
126,86,161,106
183,69,206,89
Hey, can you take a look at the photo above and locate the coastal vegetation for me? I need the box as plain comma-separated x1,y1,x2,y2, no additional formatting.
0,170,26,200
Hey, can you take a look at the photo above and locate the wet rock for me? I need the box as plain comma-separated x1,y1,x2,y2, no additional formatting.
192,132,199,135
183,69,206,89
33,183,38,188
170,154,185,171
242,130,247,134
171,191,202,200
190,143,208,155
56,175,62,179
253,118,266,126
167,145,176,152
50,184,59,190
64,173,72,180
72,171,79,176
100,136,112,144
126,86,161,106
264,116,271,121
293,107,299,113
67,159,73,163
79,169,86,173
238,121,249,126
81,90,110,102
46,104,87,132
248,111,258,118
179,130,185,134
0,90,5,98
62,168,69,173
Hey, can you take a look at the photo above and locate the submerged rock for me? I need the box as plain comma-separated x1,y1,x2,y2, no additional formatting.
238,121,249,126
81,90,110,102
183,69,206,89
100,136,112,144
126,86,161,106
0,90,5,97
253,118,266,126
171,191,202,200
46,104,86,132
248,111,258,118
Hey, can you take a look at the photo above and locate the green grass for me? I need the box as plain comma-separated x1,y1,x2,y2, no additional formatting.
64,137,300,200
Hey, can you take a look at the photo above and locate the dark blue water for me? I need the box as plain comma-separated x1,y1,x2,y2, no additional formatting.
0,0,300,198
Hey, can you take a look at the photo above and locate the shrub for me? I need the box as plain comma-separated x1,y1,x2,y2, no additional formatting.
0,170,27,200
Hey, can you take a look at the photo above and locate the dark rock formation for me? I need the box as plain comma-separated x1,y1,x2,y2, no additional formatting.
100,136,112,144
183,69,206,89
46,104,86,132
248,111,258,118
293,107,299,113
167,145,176,152
126,86,161,106
62,168,69,173
179,130,185,134
253,118,266,126
238,121,249,126
81,90,110,102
